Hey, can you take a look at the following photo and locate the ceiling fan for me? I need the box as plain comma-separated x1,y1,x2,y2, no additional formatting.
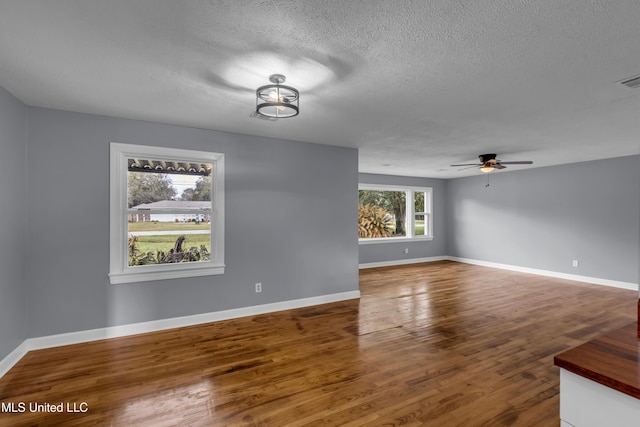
451,153,533,173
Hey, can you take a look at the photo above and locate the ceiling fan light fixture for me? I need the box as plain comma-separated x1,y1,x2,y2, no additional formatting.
451,153,532,174
256,74,299,118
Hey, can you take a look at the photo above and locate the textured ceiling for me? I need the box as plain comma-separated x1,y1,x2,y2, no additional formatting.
0,0,638,178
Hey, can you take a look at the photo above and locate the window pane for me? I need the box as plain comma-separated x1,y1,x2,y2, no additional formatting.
414,191,425,213
127,161,213,266
128,229,211,266
358,190,406,238
128,169,212,208
414,214,426,236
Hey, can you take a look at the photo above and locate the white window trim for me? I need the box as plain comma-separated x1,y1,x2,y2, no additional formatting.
109,142,225,284
358,183,433,244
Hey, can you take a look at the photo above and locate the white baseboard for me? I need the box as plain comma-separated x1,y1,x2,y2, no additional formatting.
0,290,360,378
449,257,638,291
360,255,638,291
3,257,636,378
359,256,448,269
0,341,29,378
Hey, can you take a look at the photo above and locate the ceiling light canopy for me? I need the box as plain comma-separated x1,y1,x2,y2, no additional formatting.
256,74,299,118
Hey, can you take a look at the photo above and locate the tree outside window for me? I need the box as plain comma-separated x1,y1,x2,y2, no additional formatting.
359,190,406,237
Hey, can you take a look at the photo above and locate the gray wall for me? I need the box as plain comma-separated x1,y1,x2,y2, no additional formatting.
0,87,28,360
1,92,638,357
26,108,359,337
445,155,640,284
358,173,447,265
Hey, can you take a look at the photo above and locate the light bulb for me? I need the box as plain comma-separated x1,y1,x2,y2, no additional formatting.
480,165,494,173
268,90,279,102
268,90,286,110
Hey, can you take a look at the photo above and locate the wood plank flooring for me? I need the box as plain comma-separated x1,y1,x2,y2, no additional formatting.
0,261,636,426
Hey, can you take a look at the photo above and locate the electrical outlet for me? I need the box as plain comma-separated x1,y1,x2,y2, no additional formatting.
404,248,409,254
255,282,262,293
572,260,579,268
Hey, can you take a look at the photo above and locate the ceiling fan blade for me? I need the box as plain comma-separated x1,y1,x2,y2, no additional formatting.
497,161,533,165
493,164,506,169
456,165,482,171
450,163,482,167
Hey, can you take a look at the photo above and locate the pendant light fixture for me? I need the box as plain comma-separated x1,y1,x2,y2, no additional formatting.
256,74,299,118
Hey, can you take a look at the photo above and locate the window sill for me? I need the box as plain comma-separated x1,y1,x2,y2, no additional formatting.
109,264,225,284
359,236,434,245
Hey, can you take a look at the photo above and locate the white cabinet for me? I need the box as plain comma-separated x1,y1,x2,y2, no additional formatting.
559,369,640,427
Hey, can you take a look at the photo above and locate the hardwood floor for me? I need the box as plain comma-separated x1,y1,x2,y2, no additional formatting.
0,261,636,426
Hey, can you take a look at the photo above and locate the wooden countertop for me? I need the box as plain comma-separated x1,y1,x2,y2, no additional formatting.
554,322,640,399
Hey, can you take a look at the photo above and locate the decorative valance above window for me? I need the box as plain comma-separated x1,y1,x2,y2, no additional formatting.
127,159,211,176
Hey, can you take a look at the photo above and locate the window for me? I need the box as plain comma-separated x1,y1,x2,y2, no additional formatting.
110,143,224,284
358,184,432,242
